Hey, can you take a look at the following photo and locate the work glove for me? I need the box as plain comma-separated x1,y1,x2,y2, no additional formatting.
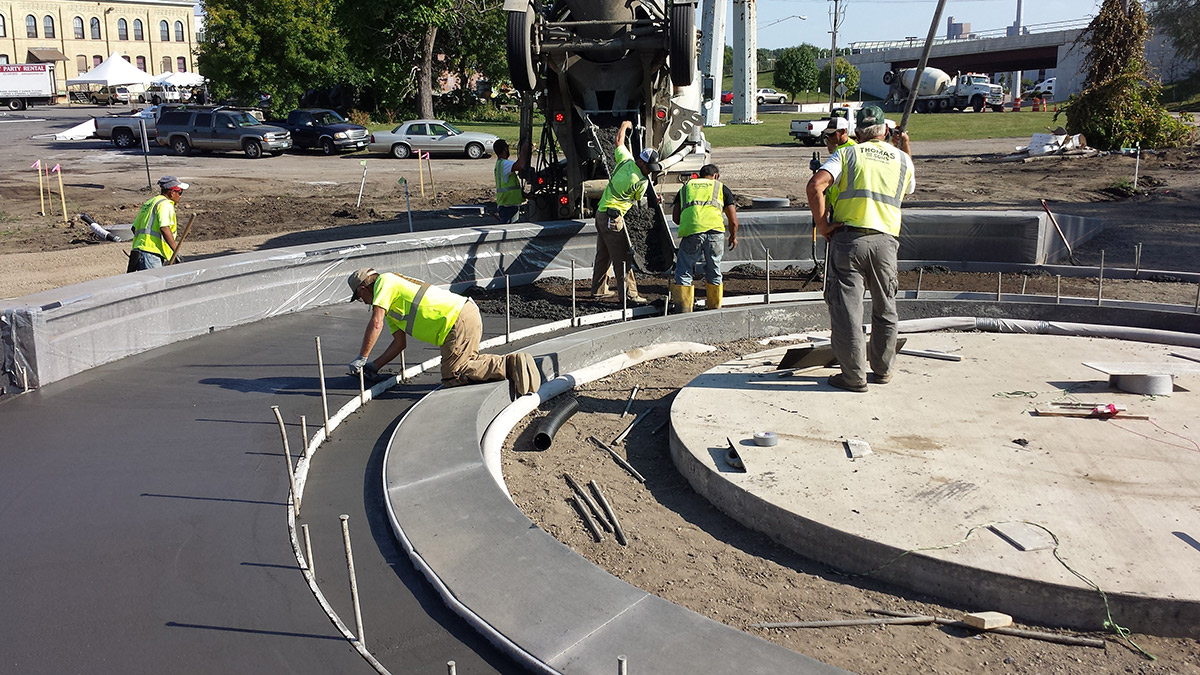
809,152,821,173
348,356,368,375
362,362,387,383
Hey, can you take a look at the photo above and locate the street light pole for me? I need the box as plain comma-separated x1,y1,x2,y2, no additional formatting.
827,0,844,113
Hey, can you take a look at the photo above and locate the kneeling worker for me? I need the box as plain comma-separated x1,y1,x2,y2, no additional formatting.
670,164,738,311
346,268,539,398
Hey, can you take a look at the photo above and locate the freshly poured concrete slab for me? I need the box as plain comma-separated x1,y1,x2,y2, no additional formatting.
671,333,1200,637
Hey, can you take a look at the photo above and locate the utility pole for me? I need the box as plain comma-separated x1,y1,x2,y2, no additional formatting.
827,0,846,113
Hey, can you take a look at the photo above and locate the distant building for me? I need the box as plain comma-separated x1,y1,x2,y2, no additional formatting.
0,0,197,94
946,16,971,40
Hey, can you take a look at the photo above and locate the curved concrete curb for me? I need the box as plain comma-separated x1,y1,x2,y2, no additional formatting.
382,305,851,674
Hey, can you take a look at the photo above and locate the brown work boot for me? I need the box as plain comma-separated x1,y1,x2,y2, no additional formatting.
828,373,868,393
869,371,893,384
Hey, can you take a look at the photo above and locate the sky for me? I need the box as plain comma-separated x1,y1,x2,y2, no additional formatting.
746,0,1105,50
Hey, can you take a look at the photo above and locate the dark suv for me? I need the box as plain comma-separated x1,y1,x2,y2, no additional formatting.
154,106,292,158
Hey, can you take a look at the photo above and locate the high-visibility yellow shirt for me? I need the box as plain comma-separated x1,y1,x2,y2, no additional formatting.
495,158,522,206
676,178,727,237
373,273,467,347
130,195,177,260
597,145,648,216
826,139,915,237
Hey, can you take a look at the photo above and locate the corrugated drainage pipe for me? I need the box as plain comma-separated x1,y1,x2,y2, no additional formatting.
533,397,579,450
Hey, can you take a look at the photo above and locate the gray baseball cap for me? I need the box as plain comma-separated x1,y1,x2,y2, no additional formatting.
158,176,189,191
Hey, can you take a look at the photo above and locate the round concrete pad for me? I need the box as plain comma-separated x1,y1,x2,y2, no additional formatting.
670,332,1200,636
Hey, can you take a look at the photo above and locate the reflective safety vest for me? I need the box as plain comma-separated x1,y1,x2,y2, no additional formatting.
495,158,522,206
830,139,912,237
131,195,177,260
824,138,857,213
597,146,648,216
677,178,726,238
373,272,467,347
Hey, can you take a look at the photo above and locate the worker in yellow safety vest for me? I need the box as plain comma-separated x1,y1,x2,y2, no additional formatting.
493,139,530,223
591,120,656,305
669,164,739,312
805,105,914,393
127,176,187,272
820,115,857,215
346,268,540,398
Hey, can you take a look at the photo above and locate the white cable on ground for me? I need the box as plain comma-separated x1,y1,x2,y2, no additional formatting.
897,316,1200,348
479,342,717,500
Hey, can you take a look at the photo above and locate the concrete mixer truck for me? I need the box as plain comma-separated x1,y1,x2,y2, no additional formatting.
504,0,708,224
883,67,1004,113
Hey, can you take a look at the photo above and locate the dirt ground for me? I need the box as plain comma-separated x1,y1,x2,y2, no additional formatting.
500,341,1200,675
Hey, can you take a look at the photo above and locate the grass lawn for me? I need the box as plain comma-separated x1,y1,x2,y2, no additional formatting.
705,110,1066,148
1161,71,1200,112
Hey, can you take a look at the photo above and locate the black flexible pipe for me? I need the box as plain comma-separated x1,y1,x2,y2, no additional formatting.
533,397,580,450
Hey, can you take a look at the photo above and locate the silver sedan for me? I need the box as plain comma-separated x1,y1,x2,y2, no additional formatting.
368,119,499,159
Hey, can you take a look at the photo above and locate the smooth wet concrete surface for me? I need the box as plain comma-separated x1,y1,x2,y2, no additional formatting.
671,331,1200,637
0,301,520,673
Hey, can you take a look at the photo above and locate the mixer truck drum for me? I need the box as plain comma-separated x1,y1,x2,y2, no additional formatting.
533,397,581,451
883,71,896,85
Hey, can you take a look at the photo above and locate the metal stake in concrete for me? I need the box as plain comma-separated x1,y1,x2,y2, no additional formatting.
271,406,301,515
571,260,577,327
1056,275,1062,304
301,523,314,574
1098,250,1105,306
620,386,638,418
1020,276,1027,295
1194,283,1199,314
617,655,628,675
997,272,1002,301
300,415,308,458
358,367,366,405
447,662,456,675
315,337,330,437
340,514,365,645
621,261,628,322
399,352,406,382
916,268,923,299
1135,242,1142,277
765,248,771,304
505,274,511,343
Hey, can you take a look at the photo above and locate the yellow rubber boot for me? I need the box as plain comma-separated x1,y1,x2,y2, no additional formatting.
706,283,723,310
670,283,694,313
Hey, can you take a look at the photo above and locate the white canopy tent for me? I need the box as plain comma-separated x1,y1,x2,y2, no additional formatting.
151,71,206,87
66,52,155,87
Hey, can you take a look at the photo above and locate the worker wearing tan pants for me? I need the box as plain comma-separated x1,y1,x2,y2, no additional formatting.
346,268,539,397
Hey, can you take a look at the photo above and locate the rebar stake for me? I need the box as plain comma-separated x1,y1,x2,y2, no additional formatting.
765,248,771,304
447,662,456,675
1020,276,1027,295
1194,283,1199,314
996,272,1002,301
271,406,301,516
301,523,314,574
1056,275,1062,304
590,480,628,546
358,367,365,405
340,514,365,646
1098,250,1105,306
916,268,923,299
505,274,511,343
571,260,577,327
300,415,308,459
316,336,330,437
1135,242,1142,277
617,655,628,675
621,261,628,322
620,386,638,418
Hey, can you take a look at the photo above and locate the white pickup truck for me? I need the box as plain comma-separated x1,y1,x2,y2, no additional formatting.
94,106,165,149
790,106,854,146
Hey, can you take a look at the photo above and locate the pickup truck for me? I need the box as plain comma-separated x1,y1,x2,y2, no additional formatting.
155,105,292,158
269,108,369,155
790,106,854,146
94,106,166,148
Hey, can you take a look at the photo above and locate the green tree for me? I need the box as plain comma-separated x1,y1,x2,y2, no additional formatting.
723,45,733,74
1148,0,1200,66
773,47,818,101
757,48,775,73
1061,0,1191,149
818,57,860,96
437,1,507,94
197,0,351,112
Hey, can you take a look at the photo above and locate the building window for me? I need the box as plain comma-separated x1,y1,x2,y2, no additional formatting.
122,55,130,62
174,21,184,42
161,56,171,73
26,15,37,38
43,15,54,39
74,17,84,39
136,55,145,71
118,19,127,40
0,55,9,65
77,55,87,72
90,17,100,40
94,55,102,67
160,20,169,41
0,15,5,38
133,19,143,41
177,56,186,72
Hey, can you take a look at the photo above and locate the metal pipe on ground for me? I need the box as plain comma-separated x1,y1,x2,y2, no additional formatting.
533,397,580,450
869,609,1106,648
589,480,627,546
564,472,610,533
271,406,301,516
569,495,604,542
340,514,365,646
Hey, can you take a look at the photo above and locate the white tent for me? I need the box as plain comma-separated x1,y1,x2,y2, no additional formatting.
151,71,206,87
66,52,155,87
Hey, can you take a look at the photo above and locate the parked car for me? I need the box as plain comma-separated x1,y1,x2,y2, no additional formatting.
138,83,190,105
1023,77,1056,100
755,88,787,105
271,108,369,155
90,86,131,106
720,91,733,104
155,105,292,158
94,105,168,148
368,119,498,160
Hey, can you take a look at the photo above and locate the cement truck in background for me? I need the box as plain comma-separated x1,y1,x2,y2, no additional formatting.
883,67,1004,114
505,0,708,222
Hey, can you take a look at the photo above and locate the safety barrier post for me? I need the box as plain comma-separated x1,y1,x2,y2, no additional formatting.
340,515,365,646
315,337,330,437
271,406,301,516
